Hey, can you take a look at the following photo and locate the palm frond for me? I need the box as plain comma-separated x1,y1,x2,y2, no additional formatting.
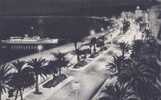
0,64,13,94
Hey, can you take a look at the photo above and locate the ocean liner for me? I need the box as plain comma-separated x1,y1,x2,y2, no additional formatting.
0,35,59,62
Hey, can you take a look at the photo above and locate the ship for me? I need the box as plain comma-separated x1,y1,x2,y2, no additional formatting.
0,35,59,62
1,35,59,50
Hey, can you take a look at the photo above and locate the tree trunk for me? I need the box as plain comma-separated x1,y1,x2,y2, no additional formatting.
122,50,125,57
35,75,39,93
0,91,1,100
74,42,78,50
77,52,80,62
59,67,61,75
74,42,80,62
94,44,96,53
89,45,92,55
53,74,55,80
19,89,23,100
122,48,125,57
15,90,18,100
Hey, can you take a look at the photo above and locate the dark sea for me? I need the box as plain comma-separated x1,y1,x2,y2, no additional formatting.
0,16,111,39
0,3,157,63
0,16,113,63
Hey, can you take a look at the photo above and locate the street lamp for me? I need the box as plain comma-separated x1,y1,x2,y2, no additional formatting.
37,45,43,52
110,34,113,45
30,26,34,30
101,27,104,32
90,29,95,36
30,26,34,36
72,80,80,100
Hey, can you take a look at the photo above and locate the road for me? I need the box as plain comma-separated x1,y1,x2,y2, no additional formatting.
46,46,120,100
20,32,119,100
46,18,140,100
6,17,139,100
9,43,75,62
9,30,112,63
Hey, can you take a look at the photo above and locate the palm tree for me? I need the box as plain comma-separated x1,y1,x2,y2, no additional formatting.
66,32,85,62
45,60,58,80
99,83,138,100
118,58,161,100
131,39,158,61
73,40,80,62
27,58,47,94
51,52,69,75
80,42,92,57
97,35,106,51
144,38,158,57
122,20,130,34
119,42,130,57
90,37,97,53
130,40,144,61
0,64,12,100
107,55,125,75
9,60,35,100
144,28,151,40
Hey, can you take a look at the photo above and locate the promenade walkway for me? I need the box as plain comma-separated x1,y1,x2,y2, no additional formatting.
22,46,120,100
5,18,126,100
14,28,121,100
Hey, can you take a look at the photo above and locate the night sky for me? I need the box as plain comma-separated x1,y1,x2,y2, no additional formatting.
0,0,157,16
0,0,158,39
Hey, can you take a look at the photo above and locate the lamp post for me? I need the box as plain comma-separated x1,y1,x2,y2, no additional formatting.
37,45,43,53
90,29,95,36
101,27,104,32
110,34,113,46
30,26,34,36
72,80,80,100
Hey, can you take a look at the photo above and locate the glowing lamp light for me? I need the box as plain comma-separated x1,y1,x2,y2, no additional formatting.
37,45,43,51
90,29,95,36
101,27,104,32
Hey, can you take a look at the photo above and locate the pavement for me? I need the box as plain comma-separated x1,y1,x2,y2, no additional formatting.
45,47,120,100
26,26,124,100
3,29,116,100
14,28,120,100
19,32,120,100
9,43,75,62
91,18,143,100
5,17,140,100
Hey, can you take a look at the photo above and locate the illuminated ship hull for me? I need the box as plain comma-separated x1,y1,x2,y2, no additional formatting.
0,36,59,62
